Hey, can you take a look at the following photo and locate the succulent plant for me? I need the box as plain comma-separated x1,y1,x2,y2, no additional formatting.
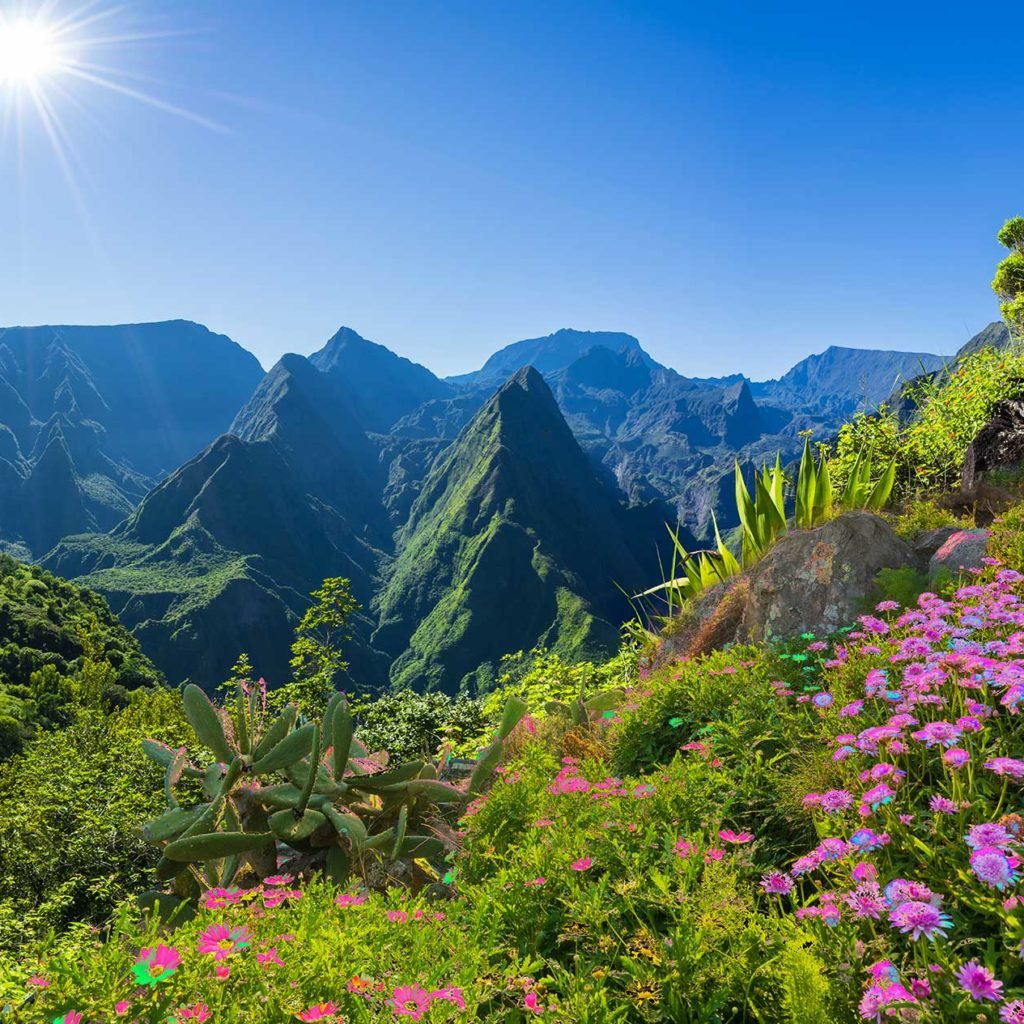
140,682,526,902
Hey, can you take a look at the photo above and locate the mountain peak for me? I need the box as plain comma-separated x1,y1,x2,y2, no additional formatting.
309,327,452,433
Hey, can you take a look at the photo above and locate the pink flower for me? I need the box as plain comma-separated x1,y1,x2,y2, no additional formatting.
27,976,49,988
54,1014,83,1024
389,984,432,1020
132,944,181,986
296,1002,339,1021
115,1003,131,1016
956,961,1003,1001
673,839,695,858
214,965,231,980
533,818,554,827
430,986,466,1009
704,848,726,862
258,947,285,968
387,910,408,923
178,1006,212,1023
197,923,251,960
571,857,593,871
335,892,368,907
264,874,294,886
524,991,547,1014
718,829,754,844
524,876,546,886
760,871,793,894
202,886,242,909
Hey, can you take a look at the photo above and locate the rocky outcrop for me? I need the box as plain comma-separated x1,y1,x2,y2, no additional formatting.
928,529,992,586
961,397,1024,491
656,512,916,663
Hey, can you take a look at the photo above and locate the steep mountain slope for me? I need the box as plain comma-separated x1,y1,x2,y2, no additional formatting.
44,357,390,689
0,322,263,556
373,367,669,693
309,327,454,433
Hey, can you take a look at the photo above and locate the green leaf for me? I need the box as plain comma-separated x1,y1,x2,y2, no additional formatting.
269,808,326,843
164,830,274,862
406,779,465,803
331,700,354,781
249,723,316,775
251,705,297,761
182,684,233,763
141,806,206,843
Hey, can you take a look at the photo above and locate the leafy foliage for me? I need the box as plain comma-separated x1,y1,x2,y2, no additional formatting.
0,689,190,951
994,216,1024,344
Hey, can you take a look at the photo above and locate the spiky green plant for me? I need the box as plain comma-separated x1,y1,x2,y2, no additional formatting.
139,683,526,907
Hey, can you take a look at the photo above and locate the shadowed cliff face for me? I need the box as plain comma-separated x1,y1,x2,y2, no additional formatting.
0,321,263,557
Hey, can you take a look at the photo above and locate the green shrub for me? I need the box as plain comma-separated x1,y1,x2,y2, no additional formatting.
0,689,190,951
891,497,966,538
351,689,487,762
864,565,930,611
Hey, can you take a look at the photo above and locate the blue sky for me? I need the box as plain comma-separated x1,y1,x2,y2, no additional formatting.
1,0,1021,379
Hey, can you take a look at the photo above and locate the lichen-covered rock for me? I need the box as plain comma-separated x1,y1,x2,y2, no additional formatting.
910,526,961,568
928,528,992,586
744,512,915,642
655,512,915,663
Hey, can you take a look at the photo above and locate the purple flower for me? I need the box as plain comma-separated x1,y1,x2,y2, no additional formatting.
985,757,1024,780
955,961,1003,1001
760,871,794,895
850,828,886,853
862,783,896,810
1000,1000,1024,1023
844,883,886,920
911,721,961,748
929,794,958,815
943,747,970,768
820,790,854,814
889,900,952,940
969,847,1019,890
965,823,1013,850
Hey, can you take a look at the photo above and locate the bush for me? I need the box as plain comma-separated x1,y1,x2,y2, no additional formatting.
0,689,190,951
891,497,967,539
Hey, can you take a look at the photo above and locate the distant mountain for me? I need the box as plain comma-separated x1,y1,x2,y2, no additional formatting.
373,367,669,692
309,327,454,433
0,322,263,557
447,328,658,386
45,355,391,689
748,346,946,419
31,318,963,694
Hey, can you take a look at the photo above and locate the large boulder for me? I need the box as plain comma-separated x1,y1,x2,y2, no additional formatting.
655,512,915,663
961,396,1024,491
928,528,991,586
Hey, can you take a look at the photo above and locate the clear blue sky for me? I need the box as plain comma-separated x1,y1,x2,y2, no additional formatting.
2,0,1021,379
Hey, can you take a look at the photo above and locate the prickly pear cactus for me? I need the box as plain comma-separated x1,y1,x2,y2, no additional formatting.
141,682,527,902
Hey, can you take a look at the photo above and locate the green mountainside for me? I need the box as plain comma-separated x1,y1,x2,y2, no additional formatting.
374,367,667,692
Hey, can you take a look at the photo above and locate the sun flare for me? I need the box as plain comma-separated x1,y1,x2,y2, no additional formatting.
0,15,63,87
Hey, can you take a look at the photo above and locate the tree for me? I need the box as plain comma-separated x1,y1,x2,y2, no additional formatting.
993,215,1024,346
269,578,359,717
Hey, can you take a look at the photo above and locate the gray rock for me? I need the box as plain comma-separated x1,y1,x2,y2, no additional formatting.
744,512,915,641
928,528,991,586
654,512,916,663
910,526,960,569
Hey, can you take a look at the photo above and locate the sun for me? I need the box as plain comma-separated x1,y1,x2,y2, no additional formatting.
0,15,64,87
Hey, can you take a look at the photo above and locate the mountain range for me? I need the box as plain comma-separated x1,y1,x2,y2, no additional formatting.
3,316,988,694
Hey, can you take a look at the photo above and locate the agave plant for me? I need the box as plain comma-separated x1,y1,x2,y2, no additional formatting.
635,438,897,614
140,683,527,906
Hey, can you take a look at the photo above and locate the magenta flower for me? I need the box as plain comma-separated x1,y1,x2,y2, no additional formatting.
202,887,242,910
956,961,1003,1001
387,910,409,923
929,794,958,815
571,857,593,871
177,1006,212,1023
524,991,546,1014
335,892,368,907
524,876,546,886
257,947,285,968
1001,1001,1024,1023
115,1002,131,1016
674,839,695,858
969,847,1020,890
966,823,1013,849
819,790,854,814
911,721,961,748
389,984,432,1020
296,1002,339,1021
843,883,886,920
889,900,952,940
858,982,916,1020
985,757,1024,780
760,871,793,895
197,923,251,960
132,944,181,986
718,829,754,844
943,747,970,768
53,1014,83,1024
